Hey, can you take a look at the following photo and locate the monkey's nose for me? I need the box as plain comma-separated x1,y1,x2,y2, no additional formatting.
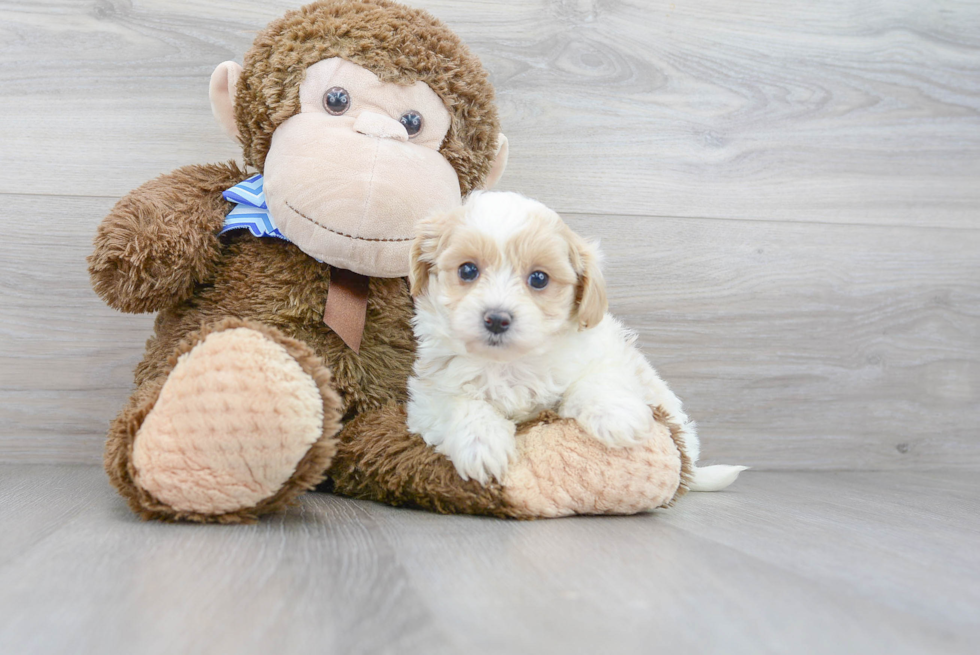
483,311,512,335
353,111,409,141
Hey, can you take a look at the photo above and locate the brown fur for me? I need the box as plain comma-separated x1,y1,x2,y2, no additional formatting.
90,0,684,522
413,210,584,333
504,217,579,288
235,0,500,196
133,223,418,419
565,228,607,330
89,162,247,314
653,406,694,507
409,204,606,330
93,159,418,521
503,217,583,323
329,403,513,517
90,0,495,522
105,318,343,523
409,207,465,297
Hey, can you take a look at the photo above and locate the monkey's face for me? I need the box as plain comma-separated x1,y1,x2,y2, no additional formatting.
255,58,460,277
210,2,508,278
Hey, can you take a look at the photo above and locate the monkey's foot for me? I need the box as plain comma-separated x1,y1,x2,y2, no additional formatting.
501,409,689,517
327,406,691,519
109,319,342,522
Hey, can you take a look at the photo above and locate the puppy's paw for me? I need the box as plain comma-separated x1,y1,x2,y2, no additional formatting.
561,396,656,448
439,418,516,486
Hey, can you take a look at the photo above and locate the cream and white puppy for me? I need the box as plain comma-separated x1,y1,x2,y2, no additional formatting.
407,191,745,489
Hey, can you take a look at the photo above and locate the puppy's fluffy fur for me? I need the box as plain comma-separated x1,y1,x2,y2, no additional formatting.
407,191,744,489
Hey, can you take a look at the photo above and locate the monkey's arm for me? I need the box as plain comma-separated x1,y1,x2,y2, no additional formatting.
89,161,248,313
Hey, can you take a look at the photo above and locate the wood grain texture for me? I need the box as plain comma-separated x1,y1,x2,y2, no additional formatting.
0,465,977,654
1,0,979,226
0,0,978,468
0,194,154,463
2,196,978,468
561,212,980,470
0,465,455,655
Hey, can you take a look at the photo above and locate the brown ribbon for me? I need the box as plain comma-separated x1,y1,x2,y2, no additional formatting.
323,267,370,354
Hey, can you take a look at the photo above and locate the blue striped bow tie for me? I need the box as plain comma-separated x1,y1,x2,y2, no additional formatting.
221,174,286,240
220,173,366,352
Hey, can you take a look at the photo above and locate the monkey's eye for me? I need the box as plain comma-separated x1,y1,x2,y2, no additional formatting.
323,87,350,115
528,271,549,290
400,110,424,137
458,262,479,282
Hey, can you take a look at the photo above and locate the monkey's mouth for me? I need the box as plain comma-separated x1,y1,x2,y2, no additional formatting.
283,200,413,243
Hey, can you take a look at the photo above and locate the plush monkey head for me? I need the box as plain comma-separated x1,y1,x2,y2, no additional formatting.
209,0,508,278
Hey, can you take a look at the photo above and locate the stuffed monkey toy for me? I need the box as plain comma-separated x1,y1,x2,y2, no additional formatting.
89,0,691,523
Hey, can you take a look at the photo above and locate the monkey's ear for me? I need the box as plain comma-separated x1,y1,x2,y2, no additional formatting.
570,232,608,330
483,133,508,189
409,209,463,297
209,61,243,143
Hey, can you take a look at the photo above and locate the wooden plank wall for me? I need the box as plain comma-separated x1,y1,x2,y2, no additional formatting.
1,0,977,469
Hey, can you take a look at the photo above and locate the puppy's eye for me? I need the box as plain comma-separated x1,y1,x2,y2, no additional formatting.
528,271,549,290
458,262,479,282
400,110,423,137
323,87,350,115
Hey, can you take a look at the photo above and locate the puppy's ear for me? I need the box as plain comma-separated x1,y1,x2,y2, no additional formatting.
568,231,608,329
409,238,430,298
409,209,462,297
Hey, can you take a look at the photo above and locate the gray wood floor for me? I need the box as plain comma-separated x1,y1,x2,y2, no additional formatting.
0,465,977,655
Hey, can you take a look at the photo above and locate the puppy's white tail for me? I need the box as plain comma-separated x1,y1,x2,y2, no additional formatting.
688,465,748,492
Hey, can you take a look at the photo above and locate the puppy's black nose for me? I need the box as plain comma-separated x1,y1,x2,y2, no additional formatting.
483,311,512,335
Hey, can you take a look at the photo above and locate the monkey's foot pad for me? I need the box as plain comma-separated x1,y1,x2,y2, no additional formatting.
502,412,686,518
132,327,327,515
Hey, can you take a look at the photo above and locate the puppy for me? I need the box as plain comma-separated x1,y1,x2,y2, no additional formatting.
407,191,745,490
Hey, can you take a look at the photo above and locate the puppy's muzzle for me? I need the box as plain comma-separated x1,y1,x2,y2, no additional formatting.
483,310,512,335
